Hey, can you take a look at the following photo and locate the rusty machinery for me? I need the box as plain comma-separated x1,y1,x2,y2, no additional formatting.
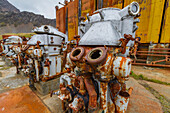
51,2,140,113
21,25,68,88
0,36,23,66
0,35,33,74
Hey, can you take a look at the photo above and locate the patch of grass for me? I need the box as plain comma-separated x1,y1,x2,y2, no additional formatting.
130,71,170,85
0,65,4,67
0,66,12,70
0,33,35,40
140,82,170,113
0,35,2,40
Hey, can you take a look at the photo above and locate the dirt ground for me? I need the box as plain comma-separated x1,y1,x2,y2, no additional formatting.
0,86,50,113
132,65,170,83
0,57,169,113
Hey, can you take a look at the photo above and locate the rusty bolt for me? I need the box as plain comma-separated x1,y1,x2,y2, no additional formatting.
135,13,141,19
79,16,86,21
74,35,80,39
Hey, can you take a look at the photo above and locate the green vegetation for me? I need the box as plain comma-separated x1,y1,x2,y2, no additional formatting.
140,83,170,113
0,66,12,70
130,71,170,85
0,22,6,27
0,33,35,40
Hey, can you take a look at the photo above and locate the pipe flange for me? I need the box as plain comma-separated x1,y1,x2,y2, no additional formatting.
86,47,107,65
128,2,140,16
70,47,85,61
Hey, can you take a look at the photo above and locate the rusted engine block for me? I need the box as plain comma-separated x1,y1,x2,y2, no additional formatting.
20,25,68,88
52,2,140,113
0,36,24,67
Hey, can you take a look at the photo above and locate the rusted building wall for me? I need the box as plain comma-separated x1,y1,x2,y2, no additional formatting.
81,0,96,18
102,0,111,8
66,0,79,40
161,0,170,43
111,0,123,8
56,7,66,33
100,0,123,9
56,0,170,43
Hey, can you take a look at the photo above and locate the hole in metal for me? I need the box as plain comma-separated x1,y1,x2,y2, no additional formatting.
119,91,130,97
90,49,102,59
132,4,138,13
72,49,81,57
44,26,48,30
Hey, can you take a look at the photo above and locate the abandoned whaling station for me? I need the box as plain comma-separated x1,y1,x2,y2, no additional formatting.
0,0,170,113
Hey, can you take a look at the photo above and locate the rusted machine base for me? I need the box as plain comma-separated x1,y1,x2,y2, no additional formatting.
0,86,50,113
34,77,60,95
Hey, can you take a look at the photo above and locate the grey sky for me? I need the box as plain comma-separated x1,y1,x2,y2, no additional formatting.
8,0,66,19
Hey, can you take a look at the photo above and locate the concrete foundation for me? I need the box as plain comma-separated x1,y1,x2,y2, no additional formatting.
34,78,60,96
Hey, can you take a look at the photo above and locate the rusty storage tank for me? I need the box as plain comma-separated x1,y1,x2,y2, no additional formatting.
52,2,140,113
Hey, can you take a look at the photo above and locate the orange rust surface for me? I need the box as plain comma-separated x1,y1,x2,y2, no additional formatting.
56,7,66,33
0,86,50,113
100,82,107,109
84,78,97,109
66,0,79,40
103,0,112,8
107,102,115,113
109,81,121,101
102,0,123,8
2,35,14,39
119,57,126,76
81,0,95,17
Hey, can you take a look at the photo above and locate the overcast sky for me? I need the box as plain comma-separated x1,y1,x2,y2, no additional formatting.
8,0,67,19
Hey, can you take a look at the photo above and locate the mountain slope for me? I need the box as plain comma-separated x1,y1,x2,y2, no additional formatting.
0,0,56,34
0,0,20,13
0,11,56,27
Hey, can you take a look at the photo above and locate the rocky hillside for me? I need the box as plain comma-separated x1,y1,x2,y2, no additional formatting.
0,0,56,34
0,11,56,27
0,0,20,13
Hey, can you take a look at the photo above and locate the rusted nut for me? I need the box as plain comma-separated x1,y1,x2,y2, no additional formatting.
79,16,86,21
135,13,141,19
86,47,107,65
135,37,141,44
70,47,85,61
74,35,80,39
37,41,41,44
124,34,135,40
